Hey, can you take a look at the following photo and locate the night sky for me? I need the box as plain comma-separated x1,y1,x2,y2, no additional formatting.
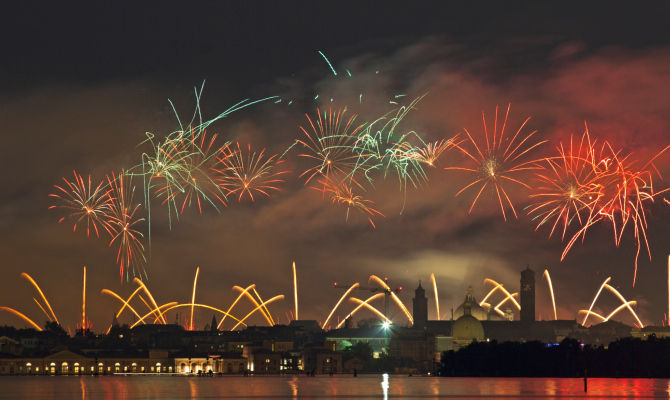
2,2,670,330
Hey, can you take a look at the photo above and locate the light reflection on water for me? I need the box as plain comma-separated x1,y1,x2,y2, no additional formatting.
1,375,670,399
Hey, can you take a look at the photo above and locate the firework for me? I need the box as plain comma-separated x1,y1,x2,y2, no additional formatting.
313,176,384,228
106,172,147,281
213,142,288,202
164,130,229,215
336,293,385,329
559,139,669,284
322,282,360,329
352,97,428,192
296,108,365,185
188,266,200,331
579,277,643,328
527,129,602,240
543,269,558,321
446,104,545,221
49,170,113,238
369,275,413,324
398,136,459,167
430,273,440,320
292,262,299,321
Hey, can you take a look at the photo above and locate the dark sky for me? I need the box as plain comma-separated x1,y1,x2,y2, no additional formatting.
2,1,670,331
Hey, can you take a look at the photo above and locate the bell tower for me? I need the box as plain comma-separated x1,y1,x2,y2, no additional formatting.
413,281,428,329
520,267,535,322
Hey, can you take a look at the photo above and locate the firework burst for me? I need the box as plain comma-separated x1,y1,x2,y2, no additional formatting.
106,172,147,281
561,139,670,285
353,97,428,191
527,128,602,239
313,176,384,228
214,142,289,202
446,104,546,221
398,136,459,167
49,170,113,238
296,108,365,185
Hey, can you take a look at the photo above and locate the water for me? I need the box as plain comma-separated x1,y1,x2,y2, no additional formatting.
1,375,669,399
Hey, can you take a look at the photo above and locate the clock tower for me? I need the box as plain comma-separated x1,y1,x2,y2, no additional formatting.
520,267,535,322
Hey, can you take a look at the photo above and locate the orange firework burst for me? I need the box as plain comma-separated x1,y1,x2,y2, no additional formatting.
314,176,384,228
446,104,546,221
106,172,147,281
49,170,113,238
528,128,603,240
213,142,289,202
296,108,365,184
551,132,670,285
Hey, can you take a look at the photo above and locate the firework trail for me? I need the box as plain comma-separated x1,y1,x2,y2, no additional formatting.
189,266,200,331
49,170,113,238
336,293,385,329
295,108,365,186
369,275,413,324
106,172,147,281
446,104,545,221
579,277,644,327
430,273,440,320
292,262,299,321
543,269,558,320
213,142,288,202
322,282,360,329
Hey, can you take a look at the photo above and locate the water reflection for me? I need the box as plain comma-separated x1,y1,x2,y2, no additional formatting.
1,376,670,399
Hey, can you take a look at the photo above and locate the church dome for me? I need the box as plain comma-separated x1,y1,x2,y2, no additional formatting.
453,286,488,321
452,314,484,341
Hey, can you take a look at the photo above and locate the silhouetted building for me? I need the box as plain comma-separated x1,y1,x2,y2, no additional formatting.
412,282,428,329
520,267,535,322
